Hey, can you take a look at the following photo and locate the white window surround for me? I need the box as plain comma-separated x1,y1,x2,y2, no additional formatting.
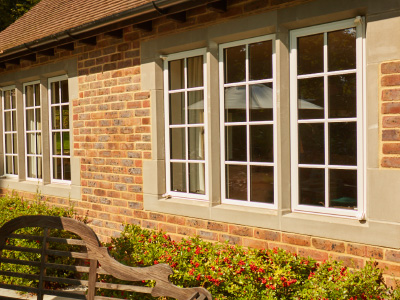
23,80,43,182
48,75,71,185
2,85,18,178
219,35,278,209
289,18,366,219
163,48,209,201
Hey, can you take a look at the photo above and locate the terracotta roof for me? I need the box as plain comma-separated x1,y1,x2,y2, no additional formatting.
0,0,154,52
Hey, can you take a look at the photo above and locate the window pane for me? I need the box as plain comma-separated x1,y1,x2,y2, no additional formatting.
328,73,356,118
250,83,273,121
5,134,12,153
51,82,60,104
224,45,246,84
6,156,12,174
299,168,325,206
225,125,246,161
328,28,356,72
27,109,36,132
329,122,357,166
63,132,70,155
37,157,42,179
187,56,203,88
52,107,60,129
298,77,324,119
12,133,17,153
171,162,186,192
170,128,186,160
226,164,247,200
188,90,204,124
169,93,185,125
53,132,61,155
26,85,34,107
250,166,273,203
250,124,273,162
12,111,17,131
36,133,42,155
13,156,18,175
11,90,16,109
189,163,205,194
27,133,35,154
36,108,41,130
27,156,36,178
4,90,10,109
63,158,71,180
53,157,62,180
298,33,324,75
249,40,273,80
188,127,204,160
62,105,69,129
61,80,69,103
299,123,325,165
35,84,40,106
329,169,357,209
169,59,184,90
225,86,246,122
4,112,11,131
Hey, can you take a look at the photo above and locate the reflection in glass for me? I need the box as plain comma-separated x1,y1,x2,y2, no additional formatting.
27,133,35,155
62,106,69,129
250,125,273,162
63,132,70,155
226,164,247,200
51,82,60,104
249,40,273,80
188,90,204,124
328,28,356,72
225,86,246,122
250,166,273,203
53,157,62,180
6,156,12,174
5,134,12,153
4,112,11,131
187,56,203,88
189,163,205,194
37,157,43,179
329,122,357,166
225,126,246,161
328,74,356,118
53,132,61,155
250,83,273,121
169,59,184,90
11,90,16,109
35,84,40,106
36,134,42,155
36,108,41,130
188,127,204,160
4,91,10,109
298,77,324,119
12,133,17,153
52,107,60,129
299,168,325,206
12,111,16,131
170,128,186,160
61,80,69,103
169,93,184,125
224,45,246,84
171,162,186,192
13,157,18,175
298,33,324,75
27,157,36,179
64,158,71,180
26,85,34,107
329,169,357,209
299,123,325,164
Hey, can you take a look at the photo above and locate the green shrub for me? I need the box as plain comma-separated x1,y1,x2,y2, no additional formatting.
103,224,400,300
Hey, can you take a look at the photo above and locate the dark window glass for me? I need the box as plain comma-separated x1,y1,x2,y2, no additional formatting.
329,122,357,166
188,90,204,124
250,125,273,162
171,162,186,192
250,83,273,121
249,40,273,80
250,166,273,203
169,93,185,125
189,163,205,195
299,168,325,206
169,59,184,90
298,123,325,165
298,33,324,75
188,127,204,160
225,86,246,122
298,77,324,119
187,56,203,88
226,164,247,200
225,126,246,161
328,74,357,118
170,128,186,160
224,45,246,83
329,169,357,209
328,28,356,72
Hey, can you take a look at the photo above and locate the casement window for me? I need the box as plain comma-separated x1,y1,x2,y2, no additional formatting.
164,49,208,200
24,81,42,180
219,35,276,207
49,76,71,182
2,86,18,176
290,18,364,217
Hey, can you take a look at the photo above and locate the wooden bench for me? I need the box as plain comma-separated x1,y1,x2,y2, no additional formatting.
0,215,212,300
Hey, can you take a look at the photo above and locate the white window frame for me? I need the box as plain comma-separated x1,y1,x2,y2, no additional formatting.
2,85,18,178
163,48,209,201
289,18,365,218
219,34,277,209
23,80,43,181
48,75,71,184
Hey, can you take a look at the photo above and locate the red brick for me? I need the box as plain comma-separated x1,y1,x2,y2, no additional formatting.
177,226,197,236
329,254,365,269
382,74,400,86
198,230,218,241
219,234,242,245
229,225,253,237
381,61,400,74
298,248,329,261
382,102,400,114
382,129,400,141
142,220,158,230
383,143,400,154
149,212,166,222
383,116,400,128
254,228,281,242
166,215,186,225
282,233,311,247
207,221,228,232
186,219,207,229
377,261,400,277
158,223,177,233
382,88,400,101
386,249,400,263
347,243,366,257
381,157,400,168
366,246,384,260
312,238,345,253
242,238,268,250
268,242,296,254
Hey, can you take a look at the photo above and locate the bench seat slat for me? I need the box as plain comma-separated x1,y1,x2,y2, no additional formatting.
0,270,39,281
95,281,153,294
47,236,86,246
0,283,38,293
0,257,41,267
43,275,89,286
45,249,89,259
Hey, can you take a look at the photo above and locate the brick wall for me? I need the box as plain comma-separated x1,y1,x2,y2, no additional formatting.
381,60,400,168
1,0,400,286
